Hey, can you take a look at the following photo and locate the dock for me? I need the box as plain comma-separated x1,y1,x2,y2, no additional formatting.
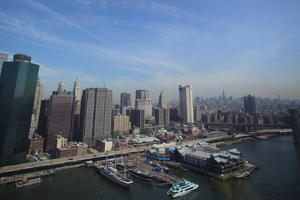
0,169,55,185
141,164,182,186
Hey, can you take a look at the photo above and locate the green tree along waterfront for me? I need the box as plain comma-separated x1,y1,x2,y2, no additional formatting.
1,136,299,200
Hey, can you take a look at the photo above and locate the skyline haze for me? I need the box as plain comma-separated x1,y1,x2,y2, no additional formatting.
0,0,299,101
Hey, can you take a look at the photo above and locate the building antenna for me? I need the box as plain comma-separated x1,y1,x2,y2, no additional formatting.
103,81,106,88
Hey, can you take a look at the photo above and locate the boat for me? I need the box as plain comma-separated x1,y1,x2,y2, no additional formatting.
85,160,93,167
116,163,125,171
166,179,199,198
15,178,42,188
99,167,133,188
234,170,253,178
128,168,153,181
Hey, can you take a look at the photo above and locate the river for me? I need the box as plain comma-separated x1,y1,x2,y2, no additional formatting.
1,135,300,200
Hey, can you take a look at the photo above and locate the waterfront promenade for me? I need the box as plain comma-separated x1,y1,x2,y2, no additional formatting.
0,129,291,177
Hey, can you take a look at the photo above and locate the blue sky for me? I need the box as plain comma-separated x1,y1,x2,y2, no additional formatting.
0,0,299,102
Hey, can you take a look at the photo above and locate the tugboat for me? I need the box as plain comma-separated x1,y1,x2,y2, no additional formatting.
166,179,199,198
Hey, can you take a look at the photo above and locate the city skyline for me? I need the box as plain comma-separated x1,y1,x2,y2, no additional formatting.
0,0,299,100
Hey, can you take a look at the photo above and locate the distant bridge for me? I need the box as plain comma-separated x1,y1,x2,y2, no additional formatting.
203,122,289,131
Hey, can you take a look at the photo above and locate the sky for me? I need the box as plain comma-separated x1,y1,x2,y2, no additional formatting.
0,0,300,103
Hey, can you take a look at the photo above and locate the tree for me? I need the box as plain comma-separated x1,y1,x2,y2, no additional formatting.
140,128,150,134
111,131,120,138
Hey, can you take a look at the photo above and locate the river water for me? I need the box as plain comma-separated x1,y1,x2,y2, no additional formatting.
1,136,300,200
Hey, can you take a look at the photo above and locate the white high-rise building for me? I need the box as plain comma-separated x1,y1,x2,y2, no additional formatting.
29,78,43,138
135,89,152,119
158,90,167,108
179,85,194,123
58,81,64,92
73,77,80,101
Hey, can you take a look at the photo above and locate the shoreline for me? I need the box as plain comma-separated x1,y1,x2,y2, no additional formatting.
0,134,291,185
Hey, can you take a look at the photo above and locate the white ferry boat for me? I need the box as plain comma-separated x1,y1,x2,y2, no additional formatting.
167,179,199,198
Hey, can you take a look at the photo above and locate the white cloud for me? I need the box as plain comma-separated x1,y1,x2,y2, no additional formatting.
39,65,62,77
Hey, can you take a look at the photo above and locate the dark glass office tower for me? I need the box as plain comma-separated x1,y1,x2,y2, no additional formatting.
0,54,39,165
243,95,256,115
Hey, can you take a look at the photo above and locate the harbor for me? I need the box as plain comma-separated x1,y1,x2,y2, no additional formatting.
0,131,291,197
1,136,299,200
1,132,277,189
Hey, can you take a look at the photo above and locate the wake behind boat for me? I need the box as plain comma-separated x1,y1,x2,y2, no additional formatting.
167,179,199,198
99,167,133,189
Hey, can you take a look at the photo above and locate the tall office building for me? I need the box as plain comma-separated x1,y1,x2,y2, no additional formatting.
58,81,64,92
0,54,39,164
120,92,132,107
170,108,181,122
129,109,145,129
73,77,80,101
194,106,202,122
158,90,168,108
37,99,50,138
45,91,73,152
112,115,131,134
154,108,170,126
0,52,9,76
71,77,81,141
155,108,164,126
243,95,256,114
79,88,112,147
29,78,43,138
136,89,149,100
179,85,194,123
135,89,152,119
289,109,300,145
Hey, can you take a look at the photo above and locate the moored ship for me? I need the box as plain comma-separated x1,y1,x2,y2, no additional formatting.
128,168,153,181
99,167,133,189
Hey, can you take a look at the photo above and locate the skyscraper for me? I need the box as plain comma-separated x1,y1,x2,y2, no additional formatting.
58,81,64,92
136,89,149,100
243,95,256,114
79,88,112,147
129,109,145,129
0,54,39,164
155,108,164,126
37,99,50,138
45,90,73,152
135,89,152,119
29,78,44,138
179,85,194,123
154,108,170,126
0,52,9,76
71,77,81,141
158,90,168,108
289,109,300,145
73,77,80,101
120,92,132,107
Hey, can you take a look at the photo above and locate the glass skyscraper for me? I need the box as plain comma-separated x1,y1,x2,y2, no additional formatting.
0,52,9,77
0,54,39,165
